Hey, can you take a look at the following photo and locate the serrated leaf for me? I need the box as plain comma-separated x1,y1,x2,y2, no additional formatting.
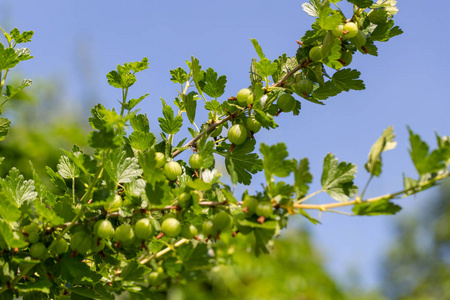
88,128,122,149
0,44,19,70
408,129,446,176
312,80,341,100
321,153,357,201
57,156,79,179
0,219,27,248
46,166,67,191
129,131,156,151
33,200,64,226
253,109,278,129
260,143,295,181
294,158,312,198
126,94,149,111
187,179,212,191
0,194,21,222
130,114,150,132
352,198,401,215
5,79,32,99
104,150,142,184
365,126,397,176
204,99,223,114
0,118,10,138
250,58,262,87
184,91,198,124
122,260,151,282
302,0,321,17
332,68,365,91
158,99,183,134
138,151,166,184
170,67,188,84
318,7,343,30
223,140,263,185
255,58,278,78
190,56,204,97
145,181,172,207
250,39,266,59
10,28,34,44
0,168,37,205
370,20,403,42
202,68,227,98
348,0,374,8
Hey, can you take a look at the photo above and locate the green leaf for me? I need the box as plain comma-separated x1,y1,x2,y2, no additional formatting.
370,20,403,42
5,79,32,99
138,151,166,185
170,67,188,84
190,56,204,97
129,131,156,151
33,200,64,226
125,93,149,111
0,194,21,222
130,114,150,132
321,153,357,202
255,58,278,78
10,28,34,44
88,128,122,149
0,117,10,138
0,44,19,70
204,99,224,114
408,129,446,176
121,260,151,281
250,58,262,87
332,68,365,92
365,126,397,176
294,158,312,198
57,156,79,179
104,150,142,185
46,166,67,191
254,109,278,129
352,198,401,216
202,68,227,98
302,0,321,17
0,219,27,248
318,7,343,30
158,99,183,134
312,81,341,100
0,168,37,206
348,0,374,8
15,47,33,62
223,140,263,185
250,39,266,59
184,91,198,124
260,143,295,181
129,57,149,73
145,181,172,208
16,279,52,295
254,228,276,256
187,179,212,191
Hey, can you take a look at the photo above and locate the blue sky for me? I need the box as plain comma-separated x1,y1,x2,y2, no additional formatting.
2,0,450,289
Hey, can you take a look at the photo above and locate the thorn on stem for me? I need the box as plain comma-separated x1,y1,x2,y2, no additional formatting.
156,232,165,239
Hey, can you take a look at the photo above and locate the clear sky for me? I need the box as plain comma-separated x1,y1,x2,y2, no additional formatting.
2,0,450,289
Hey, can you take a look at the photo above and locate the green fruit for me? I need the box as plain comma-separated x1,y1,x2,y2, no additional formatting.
91,238,106,252
236,88,253,107
155,152,166,168
343,22,358,39
351,30,367,47
23,223,40,234
189,153,201,169
245,115,261,133
340,50,353,66
51,239,69,254
148,272,162,285
104,194,123,212
70,232,92,254
27,232,40,244
94,219,115,239
228,124,248,145
255,201,273,218
202,220,216,237
178,192,192,208
134,218,155,240
277,94,297,112
30,242,47,259
161,218,181,238
114,224,135,244
181,224,198,239
309,46,323,62
209,124,223,137
212,211,233,232
294,79,314,98
332,24,344,37
242,196,258,216
163,161,182,181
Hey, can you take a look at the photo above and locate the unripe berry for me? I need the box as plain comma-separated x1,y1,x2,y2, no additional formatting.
228,124,248,145
161,218,181,238
94,219,115,239
163,161,182,181
134,218,155,240
236,88,253,107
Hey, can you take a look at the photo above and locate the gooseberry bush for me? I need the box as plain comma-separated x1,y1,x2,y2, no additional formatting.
0,0,449,299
